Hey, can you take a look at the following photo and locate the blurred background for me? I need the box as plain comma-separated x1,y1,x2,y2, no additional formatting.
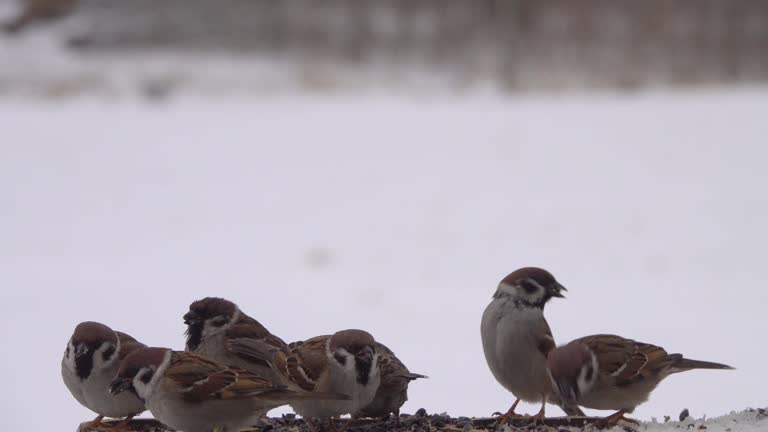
1,1,766,431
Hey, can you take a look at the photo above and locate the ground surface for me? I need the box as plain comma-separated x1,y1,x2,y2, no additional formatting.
86,409,768,432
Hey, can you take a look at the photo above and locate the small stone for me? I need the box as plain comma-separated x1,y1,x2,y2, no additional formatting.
415,408,428,417
664,416,671,423
431,414,450,427
679,409,690,422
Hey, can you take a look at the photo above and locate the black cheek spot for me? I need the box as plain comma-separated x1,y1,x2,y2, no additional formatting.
520,280,538,294
211,318,228,327
140,370,154,384
102,345,116,361
585,365,594,381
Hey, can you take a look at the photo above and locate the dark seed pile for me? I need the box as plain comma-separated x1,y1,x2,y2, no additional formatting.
91,411,614,432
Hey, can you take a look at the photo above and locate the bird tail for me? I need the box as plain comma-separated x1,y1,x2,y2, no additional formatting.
668,354,734,373
395,372,428,381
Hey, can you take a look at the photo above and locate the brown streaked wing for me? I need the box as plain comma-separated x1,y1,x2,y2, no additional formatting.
225,317,289,368
577,334,671,385
284,336,330,392
166,352,283,401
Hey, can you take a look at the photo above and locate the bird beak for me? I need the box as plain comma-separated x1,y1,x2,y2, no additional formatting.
549,282,567,298
183,311,200,325
109,377,133,395
355,346,374,365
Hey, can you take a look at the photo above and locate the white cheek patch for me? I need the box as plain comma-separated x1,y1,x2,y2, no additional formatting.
332,348,357,374
132,350,172,399
92,342,119,370
201,309,240,339
576,353,599,396
64,340,77,371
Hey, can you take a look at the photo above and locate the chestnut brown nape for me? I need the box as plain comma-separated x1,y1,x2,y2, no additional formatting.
188,297,238,319
500,267,556,286
329,329,376,350
117,347,171,377
547,342,592,379
72,321,117,345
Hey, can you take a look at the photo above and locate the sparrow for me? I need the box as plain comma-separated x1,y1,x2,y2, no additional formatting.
61,321,147,431
279,330,381,430
547,334,734,426
480,267,579,422
356,342,427,420
109,347,351,432
183,297,289,384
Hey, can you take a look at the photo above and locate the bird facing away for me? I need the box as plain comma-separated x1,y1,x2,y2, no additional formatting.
547,334,734,426
109,347,350,432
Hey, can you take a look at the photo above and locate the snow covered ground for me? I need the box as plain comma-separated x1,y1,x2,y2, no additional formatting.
1,82,767,431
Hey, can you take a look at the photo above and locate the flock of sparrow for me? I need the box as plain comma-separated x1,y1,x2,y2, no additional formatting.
62,267,733,432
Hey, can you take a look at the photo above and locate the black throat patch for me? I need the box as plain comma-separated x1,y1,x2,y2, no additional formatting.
74,341,103,380
185,322,204,351
355,358,373,386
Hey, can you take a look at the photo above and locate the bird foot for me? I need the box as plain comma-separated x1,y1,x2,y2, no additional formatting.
595,411,640,429
79,416,108,432
494,410,527,424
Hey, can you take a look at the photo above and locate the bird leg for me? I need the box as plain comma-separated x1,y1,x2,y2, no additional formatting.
525,395,548,425
494,398,524,423
107,415,136,431
79,415,107,431
596,410,640,428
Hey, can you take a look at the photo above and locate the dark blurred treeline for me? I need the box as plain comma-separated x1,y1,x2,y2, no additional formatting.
8,0,768,89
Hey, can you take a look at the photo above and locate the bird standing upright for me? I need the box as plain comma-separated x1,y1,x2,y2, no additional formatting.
480,267,575,422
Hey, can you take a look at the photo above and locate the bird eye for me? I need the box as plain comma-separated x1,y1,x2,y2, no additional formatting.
211,317,228,327
334,353,347,366
102,345,116,361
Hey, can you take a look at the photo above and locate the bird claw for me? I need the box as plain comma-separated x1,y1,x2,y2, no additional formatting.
595,411,640,429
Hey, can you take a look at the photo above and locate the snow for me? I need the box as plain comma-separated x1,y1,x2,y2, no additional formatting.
640,409,768,432
1,83,767,431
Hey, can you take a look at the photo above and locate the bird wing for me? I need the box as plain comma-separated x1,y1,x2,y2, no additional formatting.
225,321,288,369
576,334,673,385
166,352,286,401
282,336,330,392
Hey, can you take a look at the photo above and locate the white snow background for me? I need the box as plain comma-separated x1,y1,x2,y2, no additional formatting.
1,90,766,431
